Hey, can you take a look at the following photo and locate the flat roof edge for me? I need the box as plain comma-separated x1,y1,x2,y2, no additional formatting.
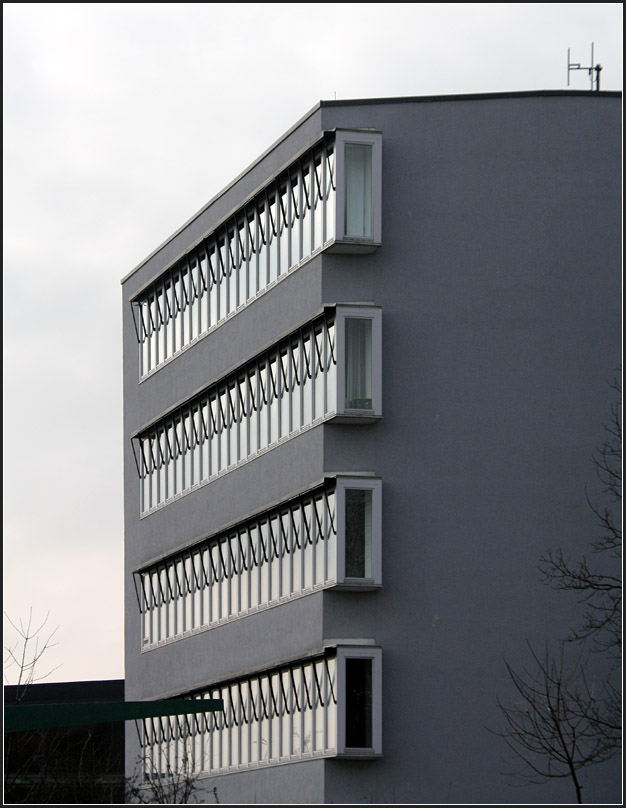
320,89,622,107
121,89,620,286
121,101,322,286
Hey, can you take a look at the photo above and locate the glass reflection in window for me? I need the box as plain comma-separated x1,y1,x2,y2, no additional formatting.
345,318,372,409
345,489,372,578
344,143,372,238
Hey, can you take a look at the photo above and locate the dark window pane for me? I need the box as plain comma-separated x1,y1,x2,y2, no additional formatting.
345,658,372,748
345,489,372,578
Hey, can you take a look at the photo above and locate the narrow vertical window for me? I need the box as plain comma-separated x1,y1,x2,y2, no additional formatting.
268,194,278,284
200,398,210,481
345,489,372,578
325,319,336,415
337,646,381,756
189,261,199,341
269,355,279,444
345,143,372,238
278,184,289,276
228,383,237,468
289,173,301,267
208,244,218,328
279,346,290,439
248,367,258,455
335,305,381,419
218,238,228,321
326,488,337,584
345,318,372,410
167,422,175,495
345,658,373,748
210,395,219,475
237,220,247,305
280,509,291,599
312,153,323,251
335,476,381,588
218,388,228,472
333,130,381,251
301,163,312,259
257,203,267,294
313,326,324,420
258,361,268,451
198,254,208,336
302,333,313,426
237,375,248,462
227,228,237,314
156,287,165,362
324,143,336,244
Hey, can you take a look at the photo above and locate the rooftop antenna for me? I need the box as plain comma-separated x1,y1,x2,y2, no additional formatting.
567,43,602,91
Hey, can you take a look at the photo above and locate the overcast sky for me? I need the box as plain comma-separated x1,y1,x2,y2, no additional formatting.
3,3,622,685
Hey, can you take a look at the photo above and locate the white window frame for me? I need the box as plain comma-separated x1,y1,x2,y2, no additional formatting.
335,305,382,421
334,476,382,589
335,645,383,757
333,129,382,251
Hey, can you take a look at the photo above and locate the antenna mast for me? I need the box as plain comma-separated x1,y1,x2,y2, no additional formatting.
567,43,602,91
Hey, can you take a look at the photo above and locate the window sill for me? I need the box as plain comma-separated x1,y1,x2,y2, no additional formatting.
325,238,382,255
333,580,382,592
331,411,382,424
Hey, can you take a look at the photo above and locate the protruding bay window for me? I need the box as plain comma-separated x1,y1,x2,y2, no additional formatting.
331,129,382,252
131,130,382,379
133,306,381,515
335,305,382,421
138,645,382,778
136,476,382,649
335,476,382,589
336,645,382,757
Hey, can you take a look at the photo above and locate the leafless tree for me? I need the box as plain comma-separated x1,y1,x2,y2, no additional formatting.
495,371,622,802
495,643,615,804
4,609,62,802
538,369,622,757
4,610,125,803
125,750,217,804
539,372,621,664
4,608,61,700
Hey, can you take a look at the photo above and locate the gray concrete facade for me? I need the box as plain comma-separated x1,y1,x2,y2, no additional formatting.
122,91,621,803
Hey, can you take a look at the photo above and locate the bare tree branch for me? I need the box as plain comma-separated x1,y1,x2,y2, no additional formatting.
539,370,621,668
125,749,215,804
3,608,61,702
495,370,622,803
493,643,615,804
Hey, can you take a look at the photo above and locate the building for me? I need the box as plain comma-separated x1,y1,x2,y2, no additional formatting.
121,91,621,804
4,679,125,804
